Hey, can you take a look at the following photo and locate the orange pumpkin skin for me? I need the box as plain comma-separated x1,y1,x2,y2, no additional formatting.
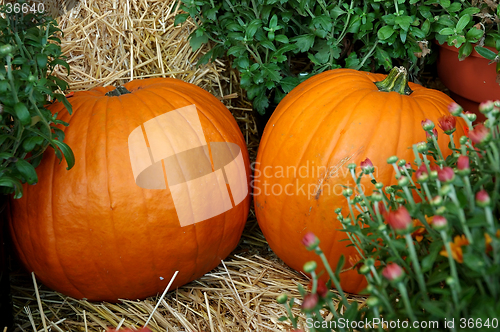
9,78,251,302
254,69,466,294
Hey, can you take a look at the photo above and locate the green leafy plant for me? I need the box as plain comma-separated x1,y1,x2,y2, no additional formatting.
0,4,74,199
175,0,443,114
433,0,500,70
278,100,500,331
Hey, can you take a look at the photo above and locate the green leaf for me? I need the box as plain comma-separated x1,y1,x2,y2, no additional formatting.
246,19,263,39
274,34,289,44
421,19,431,35
263,64,281,81
53,94,73,115
475,46,498,60
377,25,395,40
375,46,392,70
458,42,473,59
50,59,71,75
51,139,75,170
22,136,44,152
269,14,278,29
280,76,300,93
421,301,447,318
205,8,218,21
0,176,23,199
15,159,38,185
335,255,345,278
35,53,48,69
291,34,315,52
447,2,462,12
439,28,455,36
439,0,450,8
260,39,277,51
395,16,413,31
278,316,288,322
234,57,250,70
466,27,484,41
456,14,471,32
14,102,31,126
189,33,208,51
227,45,246,57
174,13,189,26
253,93,269,115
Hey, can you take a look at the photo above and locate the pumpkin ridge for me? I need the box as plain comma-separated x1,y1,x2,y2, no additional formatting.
50,133,88,299
105,95,135,295
50,95,103,299
87,96,123,300
131,86,181,290
272,87,374,257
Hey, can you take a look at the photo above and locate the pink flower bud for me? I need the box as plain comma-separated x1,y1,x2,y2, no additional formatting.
437,167,455,182
448,102,463,116
421,119,435,131
302,232,320,251
457,156,469,171
432,215,447,230
479,100,495,114
469,123,491,144
301,293,319,310
476,189,491,207
360,158,375,174
438,115,457,134
425,128,438,142
382,263,404,282
386,206,412,232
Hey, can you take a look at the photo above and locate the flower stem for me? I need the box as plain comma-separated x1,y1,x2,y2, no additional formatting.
440,230,462,299
405,234,429,301
449,187,473,244
397,281,417,322
316,246,350,308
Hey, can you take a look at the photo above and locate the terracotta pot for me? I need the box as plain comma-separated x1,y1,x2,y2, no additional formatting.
436,42,500,122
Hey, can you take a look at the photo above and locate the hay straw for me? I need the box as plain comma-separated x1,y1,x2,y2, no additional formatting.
7,0,366,331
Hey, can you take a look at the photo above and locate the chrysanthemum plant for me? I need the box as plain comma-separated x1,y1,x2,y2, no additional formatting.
278,101,500,331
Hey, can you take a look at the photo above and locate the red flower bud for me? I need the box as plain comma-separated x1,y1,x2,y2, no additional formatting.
302,232,320,251
432,215,447,230
469,124,491,144
437,166,455,182
308,278,328,297
476,189,491,207
386,206,412,232
457,156,469,171
301,293,319,310
425,128,438,142
438,115,457,134
382,263,404,282
360,158,375,174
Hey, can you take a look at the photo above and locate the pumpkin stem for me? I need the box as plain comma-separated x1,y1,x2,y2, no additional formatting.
374,66,413,95
105,86,131,97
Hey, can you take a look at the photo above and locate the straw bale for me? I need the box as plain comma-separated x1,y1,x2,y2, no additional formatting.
7,0,364,330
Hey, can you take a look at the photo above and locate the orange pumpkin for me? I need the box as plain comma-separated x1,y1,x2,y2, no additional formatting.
9,78,251,301
253,68,466,293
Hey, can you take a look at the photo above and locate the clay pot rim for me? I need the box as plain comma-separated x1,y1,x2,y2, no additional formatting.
435,40,497,59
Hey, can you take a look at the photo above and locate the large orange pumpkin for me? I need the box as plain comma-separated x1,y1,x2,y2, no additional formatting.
254,68,466,293
9,78,250,301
